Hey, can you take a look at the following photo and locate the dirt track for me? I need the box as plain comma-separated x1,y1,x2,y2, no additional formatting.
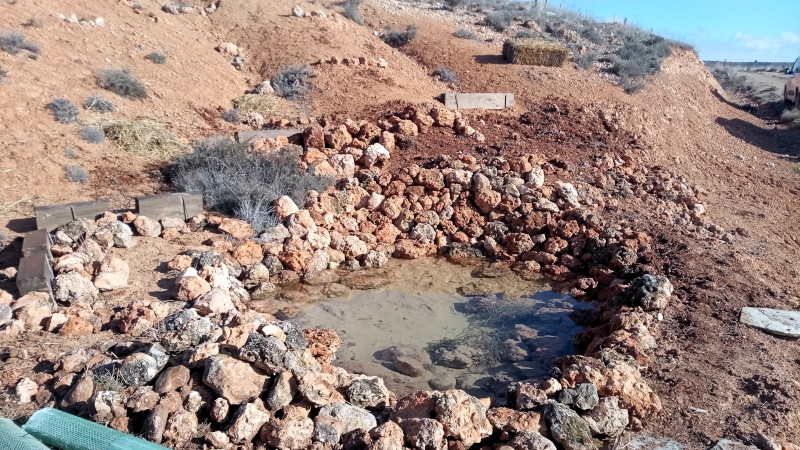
2,0,800,448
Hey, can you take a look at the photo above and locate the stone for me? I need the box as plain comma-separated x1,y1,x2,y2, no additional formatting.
708,440,758,450
625,434,685,450
330,154,356,178
233,241,263,266
487,407,546,434
54,272,99,305
363,143,391,168
210,397,229,422
266,371,298,410
314,415,346,444
410,223,436,245
436,346,476,369
219,218,254,239
582,396,628,437
622,275,673,311
193,288,235,316
434,390,492,447
326,125,353,150
297,372,339,406
399,418,445,449
368,421,405,450
94,257,130,291
203,355,268,404
142,404,170,443
59,316,94,335
227,400,271,444
239,332,288,374
174,275,212,301
12,292,54,329
429,374,456,390
554,181,579,206
274,195,300,221
292,5,305,17
740,307,800,338
127,386,159,412
543,401,596,450
474,189,501,213
346,377,392,409
416,168,444,190
163,409,198,443
317,402,377,433
261,416,314,448
510,431,557,450
15,378,38,403
132,216,162,237
207,431,230,448
526,167,545,188
154,365,191,393
119,353,160,386
558,383,599,411
394,356,427,377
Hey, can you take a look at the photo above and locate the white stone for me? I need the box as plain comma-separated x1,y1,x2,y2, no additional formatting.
740,307,800,338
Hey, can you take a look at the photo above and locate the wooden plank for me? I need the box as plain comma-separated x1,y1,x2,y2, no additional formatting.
235,128,304,144
16,252,54,297
740,307,800,338
135,194,185,220
21,229,52,261
34,205,75,230
181,193,204,219
70,200,110,221
443,92,458,109
441,93,515,110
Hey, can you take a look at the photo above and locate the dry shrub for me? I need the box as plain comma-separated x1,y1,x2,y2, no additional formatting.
233,94,278,116
96,119,183,160
503,38,568,66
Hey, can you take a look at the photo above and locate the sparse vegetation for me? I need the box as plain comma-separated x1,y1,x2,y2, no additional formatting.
221,108,240,123
485,11,512,32
23,17,42,28
96,69,148,99
64,147,77,158
601,31,674,93
382,25,418,47
454,29,477,40
83,94,115,113
271,64,312,98
46,98,79,124
432,67,458,84
574,51,598,70
1,30,39,55
145,52,167,64
342,0,364,25
96,119,183,160
780,109,800,129
170,137,334,232
80,126,105,144
93,370,125,391
65,165,88,183
233,94,278,116
0,65,6,80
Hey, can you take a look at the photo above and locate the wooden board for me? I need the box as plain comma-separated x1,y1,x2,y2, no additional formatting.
136,193,203,220
34,200,110,230
21,229,52,261
16,252,54,298
34,205,75,231
70,200,110,221
235,128,304,144
740,307,800,338
443,93,515,110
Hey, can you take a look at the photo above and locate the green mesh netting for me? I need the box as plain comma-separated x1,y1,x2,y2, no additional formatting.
0,418,50,450
22,408,169,450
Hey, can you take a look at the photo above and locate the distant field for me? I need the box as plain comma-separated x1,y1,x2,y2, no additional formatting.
705,60,792,73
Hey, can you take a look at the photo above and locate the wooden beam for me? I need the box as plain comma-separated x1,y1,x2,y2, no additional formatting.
235,128,304,144
442,93,515,110
135,193,204,221
16,252,54,298
21,229,52,262
34,200,110,230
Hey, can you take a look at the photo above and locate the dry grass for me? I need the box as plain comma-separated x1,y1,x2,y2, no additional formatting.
0,194,33,216
0,401,37,423
232,94,279,116
95,119,183,160
780,109,800,129
503,38,568,66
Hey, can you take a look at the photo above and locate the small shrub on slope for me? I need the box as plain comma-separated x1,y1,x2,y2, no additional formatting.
80,127,105,143
432,67,458,84
1,30,40,55
454,29,477,40
47,98,78,124
343,0,364,25
83,95,115,113
145,52,167,64
65,165,88,183
272,65,312,98
96,69,148,99
382,25,418,47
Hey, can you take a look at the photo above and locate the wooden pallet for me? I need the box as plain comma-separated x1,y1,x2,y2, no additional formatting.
34,200,110,230
135,193,203,221
442,93,515,110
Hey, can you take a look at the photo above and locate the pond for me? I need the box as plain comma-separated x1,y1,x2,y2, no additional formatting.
266,257,591,399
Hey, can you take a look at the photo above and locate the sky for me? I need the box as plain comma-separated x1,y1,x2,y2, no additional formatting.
552,0,800,63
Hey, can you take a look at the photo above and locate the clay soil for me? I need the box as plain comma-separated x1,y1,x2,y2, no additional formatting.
3,0,800,448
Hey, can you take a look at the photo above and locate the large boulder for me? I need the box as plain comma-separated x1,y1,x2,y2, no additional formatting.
542,401,596,450
238,332,288,374
227,400,271,444
317,402,377,433
582,396,629,437
94,257,130,291
203,355,268,404
434,390,492,447
54,272,99,305
621,275,673,311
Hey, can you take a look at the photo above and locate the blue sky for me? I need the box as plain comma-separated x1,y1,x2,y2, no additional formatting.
554,0,800,62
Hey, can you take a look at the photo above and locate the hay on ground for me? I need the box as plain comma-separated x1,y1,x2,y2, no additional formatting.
503,38,569,67
233,94,279,116
96,119,183,160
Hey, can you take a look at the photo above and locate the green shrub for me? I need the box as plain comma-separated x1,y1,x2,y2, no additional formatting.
47,98,78,124
343,0,364,25
454,29,477,40
145,52,167,64
382,25,418,47
272,64,312,98
96,69,148,99
170,137,334,232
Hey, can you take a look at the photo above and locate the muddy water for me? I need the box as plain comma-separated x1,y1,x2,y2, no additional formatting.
261,258,590,399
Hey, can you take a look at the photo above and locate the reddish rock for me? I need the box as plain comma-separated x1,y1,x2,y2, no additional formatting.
203,355,268,405
304,328,341,363
416,169,445,190
394,239,436,259
219,218,254,239
174,276,212,301
434,390,492,447
325,125,353,150
304,124,325,148
233,241,263,266
59,316,94,335
474,189,501,214
487,407,547,434
168,254,192,271
394,119,419,136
